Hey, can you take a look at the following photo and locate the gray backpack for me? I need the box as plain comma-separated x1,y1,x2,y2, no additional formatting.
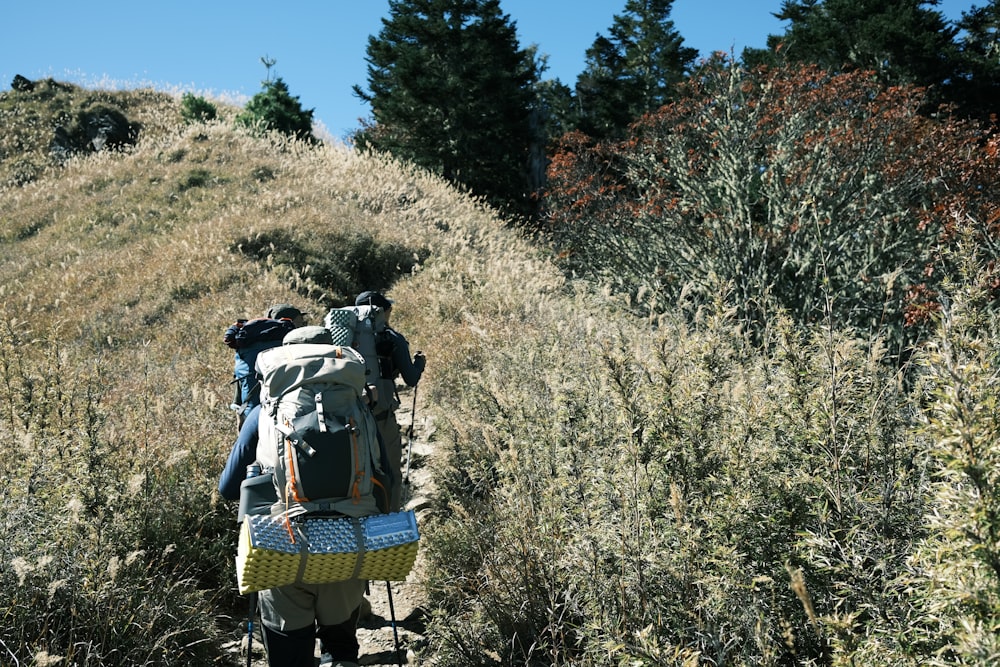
323,305,399,416
255,343,389,516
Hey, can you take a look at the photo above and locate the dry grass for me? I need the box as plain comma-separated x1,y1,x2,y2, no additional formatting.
0,82,566,664
1,82,998,666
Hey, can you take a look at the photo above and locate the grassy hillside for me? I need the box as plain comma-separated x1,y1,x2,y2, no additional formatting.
2,80,999,666
0,79,571,664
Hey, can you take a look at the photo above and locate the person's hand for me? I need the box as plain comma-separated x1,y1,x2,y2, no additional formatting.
414,351,425,362
364,384,379,406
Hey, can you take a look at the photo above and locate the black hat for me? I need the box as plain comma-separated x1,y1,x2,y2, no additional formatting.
355,291,393,310
267,303,303,321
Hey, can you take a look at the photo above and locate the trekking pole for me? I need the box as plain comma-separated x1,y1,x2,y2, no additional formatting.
385,581,404,667
246,591,258,667
404,384,418,485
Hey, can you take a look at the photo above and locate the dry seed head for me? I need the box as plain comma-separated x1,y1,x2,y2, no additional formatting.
12,557,31,586
787,564,819,629
47,578,68,604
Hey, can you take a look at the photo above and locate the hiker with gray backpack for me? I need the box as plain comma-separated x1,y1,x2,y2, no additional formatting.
325,291,425,512
219,325,403,667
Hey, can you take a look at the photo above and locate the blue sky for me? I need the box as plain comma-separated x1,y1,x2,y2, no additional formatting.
1,1,975,142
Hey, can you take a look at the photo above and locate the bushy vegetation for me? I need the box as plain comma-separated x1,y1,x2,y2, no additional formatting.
0,323,228,665
0,78,180,188
426,303,913,664
545,58,1000,357
904,249,1000,664
231,227,429,308
1,68,998,667
181,92,218,124
416,249,999,666
235,77,316,144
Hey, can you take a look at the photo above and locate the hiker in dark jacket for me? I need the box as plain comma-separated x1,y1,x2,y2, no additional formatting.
355,290,425,512
226,303,306,432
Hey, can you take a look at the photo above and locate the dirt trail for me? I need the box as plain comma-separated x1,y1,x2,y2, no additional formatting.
228,389,436,666
354,393,435,665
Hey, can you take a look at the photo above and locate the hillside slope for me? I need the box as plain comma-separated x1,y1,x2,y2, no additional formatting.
0,82,573,664
0,80,568,437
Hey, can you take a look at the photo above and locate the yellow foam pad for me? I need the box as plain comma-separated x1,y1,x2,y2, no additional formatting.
236,510,419,594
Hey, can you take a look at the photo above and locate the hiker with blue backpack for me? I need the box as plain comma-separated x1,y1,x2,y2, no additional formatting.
224,303,306,431
352,291,425,512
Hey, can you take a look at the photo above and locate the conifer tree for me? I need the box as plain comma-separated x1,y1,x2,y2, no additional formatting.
526,50,579,200
574,0,697,140
951,0,1000,120
760,0,959,94
236,77,316,143
354,0,538,217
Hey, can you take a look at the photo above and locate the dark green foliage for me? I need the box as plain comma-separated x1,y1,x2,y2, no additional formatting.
235,77,317,143
526,51,580,198
232,228,429,306
950,0,1000,121
56,104,141,155
10,74,34,92
760,0,960,106
576,34,636,140
575,0,697,140
177,168,214,191
530,75,579,147
353,0,538,217
180,92,217,123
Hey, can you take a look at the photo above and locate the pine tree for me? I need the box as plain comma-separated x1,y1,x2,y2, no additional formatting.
235,77,316,143
951,0,1000,121
575,0,697,140
765,0,960,93
526,49,579,200
353,0,538,217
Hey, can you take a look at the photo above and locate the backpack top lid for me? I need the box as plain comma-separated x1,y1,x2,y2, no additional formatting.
256,343,367,402
224,317,296,350
282,325,332,346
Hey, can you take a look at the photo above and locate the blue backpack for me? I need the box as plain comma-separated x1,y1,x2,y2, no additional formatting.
223,318,296,424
